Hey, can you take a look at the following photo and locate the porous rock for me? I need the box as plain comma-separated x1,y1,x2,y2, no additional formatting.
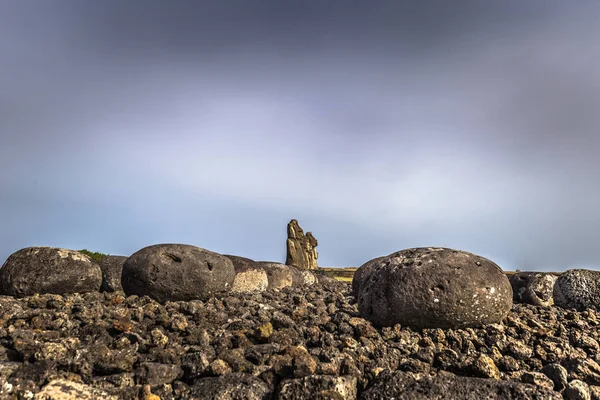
352,256,386,299
278,375,357,400
189,373,271,399
121,244,235,303
224,255,269,293
285,219,318,270
35,378,119,400
357,247,512,329
98,255,128,293
0,247,102,297
509,272,557,307
361,371,561,400
255,262,295,290
554,269,600,311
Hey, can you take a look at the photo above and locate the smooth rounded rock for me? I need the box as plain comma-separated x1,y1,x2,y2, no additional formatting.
0,247,102,297
554,269,600,310
352,256,386,299
98,255,128,293
509,272,557,307
357,247,512,329
255,262,294,290
121,244,235,302
224,255,269,293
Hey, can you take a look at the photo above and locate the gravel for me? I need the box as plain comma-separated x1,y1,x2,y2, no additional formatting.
1,277,599,399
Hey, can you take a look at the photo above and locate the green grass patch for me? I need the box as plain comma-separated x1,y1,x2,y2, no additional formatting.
78,249,110,262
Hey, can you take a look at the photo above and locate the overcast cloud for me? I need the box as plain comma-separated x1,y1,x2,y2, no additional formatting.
1,1,600,270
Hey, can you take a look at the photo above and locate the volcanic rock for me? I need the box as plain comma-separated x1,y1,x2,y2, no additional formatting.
224,255,269,293
357,247,512,329
98,255,128,292
285,219,318,270
189,373,271,399
0,247,102,297
352,256,386,299
36,378,119,400
121,244,235,302
278,375,357,399
554,269,600,311
255,262,295,290
361,371,561,399
509,272,557,307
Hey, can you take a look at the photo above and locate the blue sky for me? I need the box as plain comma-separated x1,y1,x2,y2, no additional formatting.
2,1,600,270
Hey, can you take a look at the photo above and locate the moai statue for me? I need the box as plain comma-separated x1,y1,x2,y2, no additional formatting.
286,219,318,270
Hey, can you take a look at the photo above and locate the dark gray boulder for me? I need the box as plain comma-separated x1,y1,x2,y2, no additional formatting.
99,255,128,293
189,373,271,400
361,371,561,400
357,247,512,329
509,272,557,307
121,244,235,302
352,256,386,299
554,269,600,310
0,247,102,297
224,255,269,293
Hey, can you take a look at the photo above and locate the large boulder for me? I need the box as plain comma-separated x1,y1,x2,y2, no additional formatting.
509,272,557,307
255,262,295,290
0,247,102,297
224,255,269,293
352,256,386,299
361,371,561,400
357,247,512,329
121,244,235,302
285,219,318,270
98,255,128,293
554,269,600,310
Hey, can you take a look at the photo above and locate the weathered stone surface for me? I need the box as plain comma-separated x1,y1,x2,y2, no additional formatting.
0,247,102,297
121,244,235,302
224,255,269,293
278,375,357,400
352,256,386,299
361,371,561,400
98,255,128,293
554,269,600,310
285,219,318,270
35,379,119,400
510,272,557,307
357,247,512,329
256,262,294,290
189,373,271,399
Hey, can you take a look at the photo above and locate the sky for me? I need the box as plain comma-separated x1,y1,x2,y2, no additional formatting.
1,1,600,270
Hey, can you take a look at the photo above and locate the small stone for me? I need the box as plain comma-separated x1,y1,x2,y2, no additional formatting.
470,354,500,380
35,379,118,400
542,363,568,390
565,379,592,400
208,359,232,376
254,322,273,341
521,371,555,390
278,375,357,400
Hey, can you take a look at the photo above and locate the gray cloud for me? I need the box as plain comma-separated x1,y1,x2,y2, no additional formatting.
1,1,600,270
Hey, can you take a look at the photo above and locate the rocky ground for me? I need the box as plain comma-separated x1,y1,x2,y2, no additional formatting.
0,276,599,399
